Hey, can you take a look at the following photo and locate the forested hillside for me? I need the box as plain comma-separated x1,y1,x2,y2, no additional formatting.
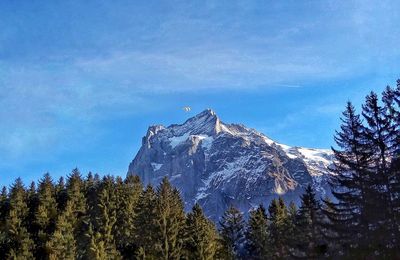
0,81,399,259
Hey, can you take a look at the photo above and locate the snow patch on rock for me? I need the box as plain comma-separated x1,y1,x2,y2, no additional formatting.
169,133,190,148
151,163,163,171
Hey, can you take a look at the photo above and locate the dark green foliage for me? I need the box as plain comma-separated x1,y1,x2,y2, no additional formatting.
219,205,245,259
134,185,158,259
153,177,186,260
383,83,400,231
34,173,58,258
65,169,88,258
46,201,77,260
86,223,116,260
55,176,67,211
292,185,326,259
0,172,190,259
245,204,270,259
268,197,292,258
327,81,400,258
26,181,38,239
0,186,8,256
87,176,121,259
328,102,375,256
114,175,142,257
184,203,219,260
4,178,34,259
66,168,86,216
0,186,8,221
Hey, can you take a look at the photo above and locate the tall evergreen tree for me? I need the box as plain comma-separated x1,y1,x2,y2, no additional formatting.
327,102,375,257
65,169,87,258
55,176,67,211
245,204,270,259
219,205,245,259
35,173,57,258
46,201,77,260
86,223,110,260
84,171,100,225
184,203,219,260
293,185,326,259
134,185,158,259
286,201,298,256
381,84,400,249
327,87,400,257
153,177,186,260
87,176,121,259
363,92,393,242
0,186,8,257
362,90,400,256
0,186,8,222
26,180,39,250
268,197,291,258
114,175,142,257
66,169,86,216
4,178,34,259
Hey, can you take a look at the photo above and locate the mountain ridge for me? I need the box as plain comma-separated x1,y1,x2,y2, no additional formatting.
128,109,334,219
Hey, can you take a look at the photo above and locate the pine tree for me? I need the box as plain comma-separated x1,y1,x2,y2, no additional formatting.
55,176,67,211
287,201,298,249
219,205,245,259
245,204,269,259
0,186,8,257
65,169,87,258
327,102,375,257
46,201,77,260
86,223,109,260
35,173,57,258
0,186,8,221
84,171,100,224
268,197,291,258
320,197,340,257
26,181,39,249
326,89,400,257
87,176,121,259
153,177,186,260
66,169,86,216
293,185,326,259
4,178,34,259
114,175,142,257
362,89,400,256
381,83,400,251
184,203,219,260
134,185,158,259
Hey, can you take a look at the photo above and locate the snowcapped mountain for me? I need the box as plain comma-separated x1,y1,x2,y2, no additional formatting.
127,109,334,219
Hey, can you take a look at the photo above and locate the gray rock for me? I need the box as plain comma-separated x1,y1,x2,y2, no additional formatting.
128,109,334,220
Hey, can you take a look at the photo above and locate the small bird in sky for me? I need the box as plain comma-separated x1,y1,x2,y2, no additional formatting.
182,106,191,112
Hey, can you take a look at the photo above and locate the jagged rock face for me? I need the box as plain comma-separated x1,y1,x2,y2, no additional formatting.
128,109,334,220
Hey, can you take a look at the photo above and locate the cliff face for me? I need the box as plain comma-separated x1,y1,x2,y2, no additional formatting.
128,109,333,219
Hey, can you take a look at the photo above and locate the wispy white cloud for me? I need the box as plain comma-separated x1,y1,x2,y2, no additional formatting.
74,47,339,90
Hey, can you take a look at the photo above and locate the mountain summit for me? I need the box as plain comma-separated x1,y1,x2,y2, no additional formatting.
128,109,334,219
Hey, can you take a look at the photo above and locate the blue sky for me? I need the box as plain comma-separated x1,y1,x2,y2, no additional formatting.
1,0,399,187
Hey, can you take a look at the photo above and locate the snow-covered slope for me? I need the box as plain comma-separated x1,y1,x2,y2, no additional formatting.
127,109,334,219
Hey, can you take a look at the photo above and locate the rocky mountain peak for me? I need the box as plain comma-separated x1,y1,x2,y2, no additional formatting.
197,108,217,118
128,109,334,220
169,108,222,137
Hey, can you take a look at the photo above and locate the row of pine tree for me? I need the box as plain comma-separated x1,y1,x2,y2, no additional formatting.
0,171,333,259
0,81,399,259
